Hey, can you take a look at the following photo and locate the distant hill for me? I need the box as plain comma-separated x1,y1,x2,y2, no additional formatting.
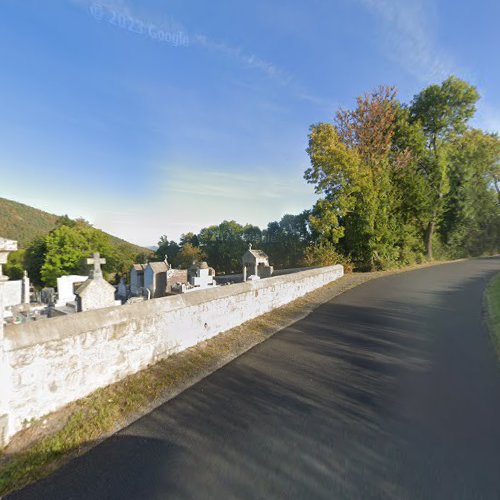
0,196,151,256
0,197,58,247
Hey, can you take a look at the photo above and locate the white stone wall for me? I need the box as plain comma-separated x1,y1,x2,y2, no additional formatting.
2,265,343,443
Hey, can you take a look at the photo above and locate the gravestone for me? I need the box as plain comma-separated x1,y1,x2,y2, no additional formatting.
75,253,119,312
22,271,30,304
117,277,128,303
2,281,23,309
56,275,88,307
41,287,56,305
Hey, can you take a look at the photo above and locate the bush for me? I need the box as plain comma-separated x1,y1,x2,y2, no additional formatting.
301,242,353,273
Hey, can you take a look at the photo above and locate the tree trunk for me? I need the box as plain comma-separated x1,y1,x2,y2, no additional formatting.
493,175,500,204
424,221,434,261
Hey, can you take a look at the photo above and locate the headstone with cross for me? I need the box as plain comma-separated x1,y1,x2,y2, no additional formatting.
86,253,106,279
75,252,117,312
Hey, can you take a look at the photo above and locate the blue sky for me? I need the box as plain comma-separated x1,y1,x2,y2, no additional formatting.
1,0,499,246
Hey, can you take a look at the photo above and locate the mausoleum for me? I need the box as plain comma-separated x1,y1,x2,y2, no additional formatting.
242,244,273,281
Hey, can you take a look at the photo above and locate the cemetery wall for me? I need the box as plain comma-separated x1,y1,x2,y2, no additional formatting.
2,265,343,444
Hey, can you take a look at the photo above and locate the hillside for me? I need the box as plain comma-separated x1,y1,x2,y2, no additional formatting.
0,197,58,247
0,196,150,255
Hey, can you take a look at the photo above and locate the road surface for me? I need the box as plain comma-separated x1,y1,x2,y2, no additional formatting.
9,258,500,499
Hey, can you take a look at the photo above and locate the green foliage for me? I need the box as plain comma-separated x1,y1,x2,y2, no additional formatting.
306,86,404,270
40,224,116,287
304,76,498,268
0,198,153,286
179,232,199,248
198,221,248,274
172,243,206,269
24,238,47,287
409,76,480,258
0,197,58,247
302,242,353,272
155,235,180,264
262,213,311,269
4,250,25,280
26,219,146,287
410,76,479,144
440,130,500,257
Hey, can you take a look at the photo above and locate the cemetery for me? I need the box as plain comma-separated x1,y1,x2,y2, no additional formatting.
0,235,344,446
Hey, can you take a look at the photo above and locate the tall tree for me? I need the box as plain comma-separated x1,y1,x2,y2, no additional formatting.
198,221,246,274
24,237,47,287
156,235,180,264
306,86,403,269
172,243,205,269
262,213,311,269
179,232,199,248
441,130,500,256
409,76,480,259
4,250,25,280
40,224,115,287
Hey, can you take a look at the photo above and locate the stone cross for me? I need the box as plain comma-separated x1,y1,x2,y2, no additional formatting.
86,253,106,279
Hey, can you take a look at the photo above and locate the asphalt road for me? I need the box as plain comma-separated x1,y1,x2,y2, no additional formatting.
9,258,500,500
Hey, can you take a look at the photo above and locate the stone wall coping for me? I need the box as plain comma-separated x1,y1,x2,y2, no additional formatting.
4,265,343,351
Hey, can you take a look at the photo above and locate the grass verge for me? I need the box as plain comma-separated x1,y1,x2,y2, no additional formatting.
0,259,462,496
485,272,500,359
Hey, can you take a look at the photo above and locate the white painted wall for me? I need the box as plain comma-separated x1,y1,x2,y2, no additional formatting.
2,265,343,444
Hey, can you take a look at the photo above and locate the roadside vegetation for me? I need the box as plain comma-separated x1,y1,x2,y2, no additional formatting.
486,273,500,358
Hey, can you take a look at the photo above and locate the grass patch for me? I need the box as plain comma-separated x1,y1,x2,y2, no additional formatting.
485,272,500,359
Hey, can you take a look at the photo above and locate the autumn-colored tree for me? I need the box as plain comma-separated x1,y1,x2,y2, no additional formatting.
306,86,404,269
172,243,205,269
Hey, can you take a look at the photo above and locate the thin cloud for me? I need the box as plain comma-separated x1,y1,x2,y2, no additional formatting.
75,0,333,105
76,0,292,84
164,166,313,202
192,35,293,86
358,0,454,82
